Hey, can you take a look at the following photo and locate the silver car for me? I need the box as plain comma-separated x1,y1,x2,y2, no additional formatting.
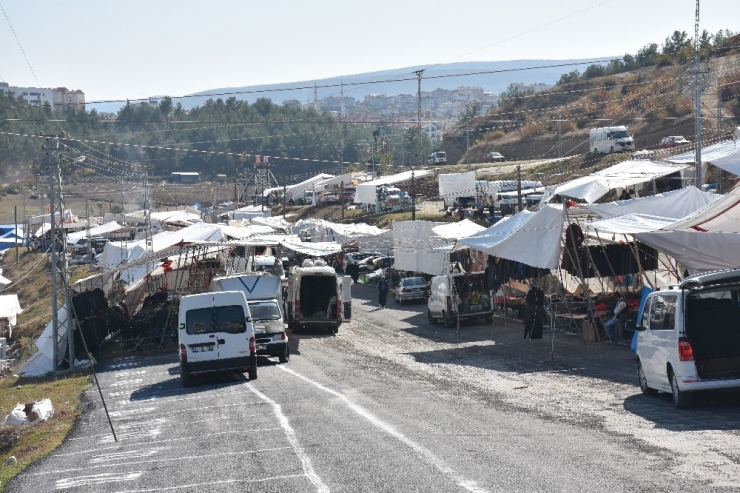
393,277,428,305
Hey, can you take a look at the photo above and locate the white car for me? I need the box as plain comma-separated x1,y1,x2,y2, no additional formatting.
635,269,740,408
393,277,428,305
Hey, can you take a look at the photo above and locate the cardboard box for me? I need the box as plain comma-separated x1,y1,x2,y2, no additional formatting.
582,321,606,342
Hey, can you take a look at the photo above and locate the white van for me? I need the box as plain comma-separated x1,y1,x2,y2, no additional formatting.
590,126,634,154
211,273,289,363
428,151,447,165
635,269,740,408
427,273,493,327
178,291,257,386
285,265,351,333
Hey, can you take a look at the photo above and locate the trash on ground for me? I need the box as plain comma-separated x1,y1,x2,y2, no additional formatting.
2,398,54,426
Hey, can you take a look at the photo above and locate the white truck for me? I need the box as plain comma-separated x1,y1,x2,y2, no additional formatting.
285,264,352,333
211,272,289,363
178,291,257,387
427,272,494,328
590,126,635,154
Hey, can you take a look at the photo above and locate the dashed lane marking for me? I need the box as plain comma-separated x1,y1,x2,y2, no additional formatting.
56,472,144,490
110,474,306,493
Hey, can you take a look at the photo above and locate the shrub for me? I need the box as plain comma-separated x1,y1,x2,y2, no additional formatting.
519,121,547,139
484,129,505,140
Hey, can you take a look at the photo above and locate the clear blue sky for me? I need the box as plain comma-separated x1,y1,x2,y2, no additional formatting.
2,0,738,101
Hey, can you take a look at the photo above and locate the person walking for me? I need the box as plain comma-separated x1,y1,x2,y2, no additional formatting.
377,276,389,308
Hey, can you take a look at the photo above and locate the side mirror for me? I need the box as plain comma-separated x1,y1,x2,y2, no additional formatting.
246,317,253,324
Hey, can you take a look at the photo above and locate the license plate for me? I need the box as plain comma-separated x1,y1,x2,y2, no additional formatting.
256,345,267,351
191,345,213,352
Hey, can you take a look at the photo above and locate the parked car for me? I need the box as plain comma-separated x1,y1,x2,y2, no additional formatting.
393,277,429,305
658,136,690,149
634,269,740,409
427,151,447,164
484,152,505,163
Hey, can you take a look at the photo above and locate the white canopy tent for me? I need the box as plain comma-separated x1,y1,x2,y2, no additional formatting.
542,159,690,204
0,294,22,334
586,186,721,219
285,173,335,201
292,218,387,244
432,219,486,240
354,169,433,204
456,205,565,270
229,205,271,221
587,214,677,235
666,130,740,174
637,182,740,273
67,221,123,244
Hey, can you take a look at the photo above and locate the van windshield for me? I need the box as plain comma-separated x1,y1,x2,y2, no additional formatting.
186,305,246,335
248,301,281,320
611,131,630,139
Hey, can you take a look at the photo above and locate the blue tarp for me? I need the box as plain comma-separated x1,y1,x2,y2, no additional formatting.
631,287,653,353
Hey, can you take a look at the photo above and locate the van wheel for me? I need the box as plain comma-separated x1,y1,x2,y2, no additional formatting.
669,368,693,409
248,367,258,381
327,326,334,334
609,146,615,153
427,309,437,324
636,359,657,395
279,346,290,364
181,372,192,388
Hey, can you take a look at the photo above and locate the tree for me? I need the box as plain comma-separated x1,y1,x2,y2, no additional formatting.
636,43,659,66
159,96,173,126
583,64,607,79
461,100,482,120
557,70,581,85
662,30,690,55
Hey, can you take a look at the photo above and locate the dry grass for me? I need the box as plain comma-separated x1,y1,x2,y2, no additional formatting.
0,371,90,491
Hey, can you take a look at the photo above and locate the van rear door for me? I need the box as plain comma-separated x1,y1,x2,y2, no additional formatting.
342,275,352,320
184,296,249,363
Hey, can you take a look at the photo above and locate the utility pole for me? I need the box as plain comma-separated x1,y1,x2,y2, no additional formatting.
558,114,563,160
46,135,74,371
717,76,723,193
516,164,523,212
283,183,287,220
84,179,90,239
693,0,703,189
340,181,345,221
144,170,152,253
415,69,424,169
313,81,319,112
410,167,416,221
466,129,470,171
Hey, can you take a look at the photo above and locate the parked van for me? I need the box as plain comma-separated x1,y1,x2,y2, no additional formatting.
590,126,634,154
211,273,289,363
635,269,740,408
428,151,447,165
178,291,257,387
285,264,351,333
427,273,493,327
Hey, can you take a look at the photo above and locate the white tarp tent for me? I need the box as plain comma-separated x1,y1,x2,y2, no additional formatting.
292,218,387,243
67,222,123,244
229,205,271,221
0,294,22,330
637,182,740,273
667,131,740,174
249,215,293,232
312,173,354,191
99,223,227,269
586,186,721,219
18,306,68,377
285,173,335,201
456,205,565,270
150,210,202,225
438,171,476,200
355,169,433,204
543,159,690,204
393,220,449,276
587,214,677,234
432,219,486,240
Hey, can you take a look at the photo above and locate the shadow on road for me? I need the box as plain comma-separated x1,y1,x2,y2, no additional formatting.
623,391,740,430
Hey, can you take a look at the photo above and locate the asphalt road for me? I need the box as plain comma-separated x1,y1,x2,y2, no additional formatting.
9,284,740,492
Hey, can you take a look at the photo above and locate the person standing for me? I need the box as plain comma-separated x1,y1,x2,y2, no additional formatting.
524,279,546,339
377,276,389,308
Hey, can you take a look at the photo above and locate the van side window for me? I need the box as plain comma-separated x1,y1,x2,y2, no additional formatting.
648,294,677,330
186,305,246,335
640,298,652,329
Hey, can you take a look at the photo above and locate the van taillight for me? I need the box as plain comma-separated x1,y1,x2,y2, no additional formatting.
179,343,187,362
678,339,694,361
249,336,256,354
446,296,452,311
294,300,300,320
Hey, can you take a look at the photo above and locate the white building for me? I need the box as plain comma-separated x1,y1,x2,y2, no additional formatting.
0,82,85,111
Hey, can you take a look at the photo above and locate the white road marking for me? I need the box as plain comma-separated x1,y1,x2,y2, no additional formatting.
279,365,490,493
54,427,278,457
245,384,330,493
90,448,167,464
108,379,144,388
56,472,143,490
110,474,306,493
31,446,293,476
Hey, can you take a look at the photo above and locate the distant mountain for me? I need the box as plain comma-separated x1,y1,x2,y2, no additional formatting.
89,58,614,113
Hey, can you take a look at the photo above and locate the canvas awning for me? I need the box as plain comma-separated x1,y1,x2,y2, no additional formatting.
666,130,740,174
67,222,124,244
636,182,740,273
455,205,565,270
587,214,677,234
393,220,449,276
354,169,433,204
543,159,690,204
586,186,721,219
432,219,486,240
438,171,476,199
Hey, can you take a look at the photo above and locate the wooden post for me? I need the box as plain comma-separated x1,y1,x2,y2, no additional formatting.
340,182,345,221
